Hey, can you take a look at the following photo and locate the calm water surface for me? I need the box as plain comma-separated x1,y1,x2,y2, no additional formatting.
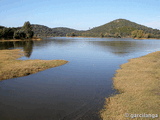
0,37,160,120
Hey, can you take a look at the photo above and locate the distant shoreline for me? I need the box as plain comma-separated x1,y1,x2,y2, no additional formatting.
1,37,160,42
133,37,160,40
66,36,160,39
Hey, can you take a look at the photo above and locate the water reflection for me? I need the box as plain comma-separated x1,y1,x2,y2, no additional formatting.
0,40,33,58
23,41,33,57
32,37,75,48
89,40,146,56
0,38,157,58
33,38,154,57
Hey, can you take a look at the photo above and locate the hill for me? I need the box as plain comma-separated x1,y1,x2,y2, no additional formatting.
52,27,79,36
31,24,53,37
76,19,160,38
31,24,79,37
1,19,160,39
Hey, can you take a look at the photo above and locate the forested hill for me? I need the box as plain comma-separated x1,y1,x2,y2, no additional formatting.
31,24,53,37
31,24,79,37
1,19,160,39
32,19,160,38
52,27,79,36
77,19,160,38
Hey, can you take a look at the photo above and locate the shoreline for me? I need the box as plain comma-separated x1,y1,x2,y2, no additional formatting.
1,37,159,41
0,38,42,42
65,36,160,39
0,49,68,81
101,51,160,120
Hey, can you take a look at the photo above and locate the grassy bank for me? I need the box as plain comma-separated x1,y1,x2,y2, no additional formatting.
0,49,68,80
0,38,42,42
101,51,160,120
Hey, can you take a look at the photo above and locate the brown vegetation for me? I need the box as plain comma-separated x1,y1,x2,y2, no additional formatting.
101,51,160,120
0,37,42,41
0,49,68,80
31,37,42,41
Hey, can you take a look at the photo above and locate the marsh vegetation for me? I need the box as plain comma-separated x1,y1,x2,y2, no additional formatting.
0,49,68,80
101,51,160,120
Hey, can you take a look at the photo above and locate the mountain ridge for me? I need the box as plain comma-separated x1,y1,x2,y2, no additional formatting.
31,19,160,38
1,19,160,38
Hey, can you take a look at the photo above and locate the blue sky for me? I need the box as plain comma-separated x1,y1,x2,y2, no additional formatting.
0,0,160,30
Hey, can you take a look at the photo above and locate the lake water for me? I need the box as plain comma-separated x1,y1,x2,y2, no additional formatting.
0,37,160,120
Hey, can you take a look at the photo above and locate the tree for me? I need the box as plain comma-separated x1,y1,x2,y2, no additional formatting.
114,32,121,38
66,32,76,37
143,33,150,38
71,32,76,37
13,30,26,39
14,21,34,39
137,30,144,38
131,30,144,38
21,21,34,39
22,21,32,31
131,30,137,38
0,28,15,39
100,33,104,37
0,29,3,39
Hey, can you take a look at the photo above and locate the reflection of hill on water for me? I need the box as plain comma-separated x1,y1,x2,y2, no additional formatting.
33,38,75,47
0,40,33,58
89,40,146,56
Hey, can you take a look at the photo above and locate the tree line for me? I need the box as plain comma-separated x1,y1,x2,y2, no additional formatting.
66,29,160,39
0,21,34,40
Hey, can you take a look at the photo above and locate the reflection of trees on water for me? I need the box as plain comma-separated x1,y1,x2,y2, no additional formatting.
89,40,144,56
0,40,33,58
23,41,33,57
0,42,14,50
33,38,73,47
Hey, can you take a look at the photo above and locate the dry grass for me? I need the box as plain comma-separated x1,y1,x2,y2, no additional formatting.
101,51,160,120
0,49,68,80
0,39,22,42
0,38,42,41
0,39,30,42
